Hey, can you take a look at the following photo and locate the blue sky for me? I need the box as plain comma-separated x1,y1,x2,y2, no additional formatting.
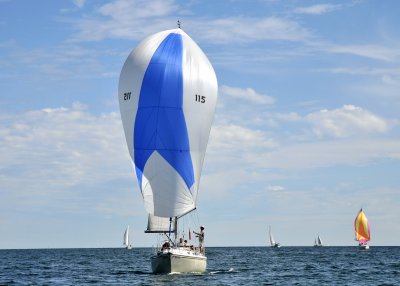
1,0,400,248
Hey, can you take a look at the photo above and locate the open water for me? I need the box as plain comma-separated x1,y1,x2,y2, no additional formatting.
1,247,399,285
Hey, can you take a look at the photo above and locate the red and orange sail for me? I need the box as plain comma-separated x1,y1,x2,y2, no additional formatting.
354,209,370,242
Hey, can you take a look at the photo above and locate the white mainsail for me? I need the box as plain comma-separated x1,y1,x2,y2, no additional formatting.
269,226,280,247
269,226,275,246
145,214,176,233
317,235,323,246
123,226,130,248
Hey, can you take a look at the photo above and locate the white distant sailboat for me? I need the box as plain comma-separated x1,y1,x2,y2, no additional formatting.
123,226,132,249
118,22,218,273
269,226,280,248
313,235,323,247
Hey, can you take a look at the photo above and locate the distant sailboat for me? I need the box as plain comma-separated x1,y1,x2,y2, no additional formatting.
354,208,370,250
123,225,132,249
269,226,280,248
314,235,323,247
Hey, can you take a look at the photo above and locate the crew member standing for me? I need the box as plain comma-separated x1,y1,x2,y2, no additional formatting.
193,226,205,254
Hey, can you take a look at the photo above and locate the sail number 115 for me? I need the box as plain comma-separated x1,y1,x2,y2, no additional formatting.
195,94,206,103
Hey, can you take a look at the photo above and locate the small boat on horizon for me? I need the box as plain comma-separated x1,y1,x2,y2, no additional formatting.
123,225,132,249
313,235,323,247
354,208,370,250
269,226,281,248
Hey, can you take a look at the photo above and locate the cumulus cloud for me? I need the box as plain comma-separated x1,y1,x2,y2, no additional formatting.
306,105,391,138
220,85,275,105
209,124,277,154
0,103,134,213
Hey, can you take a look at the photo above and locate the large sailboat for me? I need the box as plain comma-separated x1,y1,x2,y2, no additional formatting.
269,226,280,248
123,225,132,249
354,209,370,250
118,23,218,273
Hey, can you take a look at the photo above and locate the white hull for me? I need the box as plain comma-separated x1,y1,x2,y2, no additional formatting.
359,243,369,250
151,248,207,273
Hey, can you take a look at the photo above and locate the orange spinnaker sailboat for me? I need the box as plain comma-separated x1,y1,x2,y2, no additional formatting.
354,208,370,249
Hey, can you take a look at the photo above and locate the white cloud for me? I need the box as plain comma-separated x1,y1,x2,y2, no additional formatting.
99,0,177,18
306,105,391,138
208,105,399,172
195,17,311,44
72,0,85,8
266,185,285,192
322,43,400,62
245,138,400,170
70,0,311,43
71,0,179,41
1,43,120,82
294,4,340,15
209,124,277,154
220,85,275,105
0,103,134,213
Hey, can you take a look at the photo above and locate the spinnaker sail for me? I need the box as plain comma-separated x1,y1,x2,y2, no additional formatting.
118,28,218,219
354,208,370,243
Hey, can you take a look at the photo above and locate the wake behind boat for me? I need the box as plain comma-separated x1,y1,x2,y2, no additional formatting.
354,208,370,250
118,23,218,273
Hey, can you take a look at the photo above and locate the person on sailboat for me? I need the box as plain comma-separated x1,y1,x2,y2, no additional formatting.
161,241,170,251
193,226,205,254
178,238,184,247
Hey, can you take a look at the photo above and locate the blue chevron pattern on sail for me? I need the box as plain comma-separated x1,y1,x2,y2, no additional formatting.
133,32,195,192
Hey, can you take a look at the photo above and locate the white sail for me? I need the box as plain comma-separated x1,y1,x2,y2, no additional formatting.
269,226,275,246
119,28,218,218
123,226,129,247
145,214,176,233
317,235,323,246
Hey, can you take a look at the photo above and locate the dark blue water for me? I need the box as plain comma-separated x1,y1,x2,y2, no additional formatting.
1,247,399,285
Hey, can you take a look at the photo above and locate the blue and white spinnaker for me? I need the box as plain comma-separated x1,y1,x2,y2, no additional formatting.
119,28,218,218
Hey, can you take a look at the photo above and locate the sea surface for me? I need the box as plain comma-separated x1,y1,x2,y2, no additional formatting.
1,247,399,285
